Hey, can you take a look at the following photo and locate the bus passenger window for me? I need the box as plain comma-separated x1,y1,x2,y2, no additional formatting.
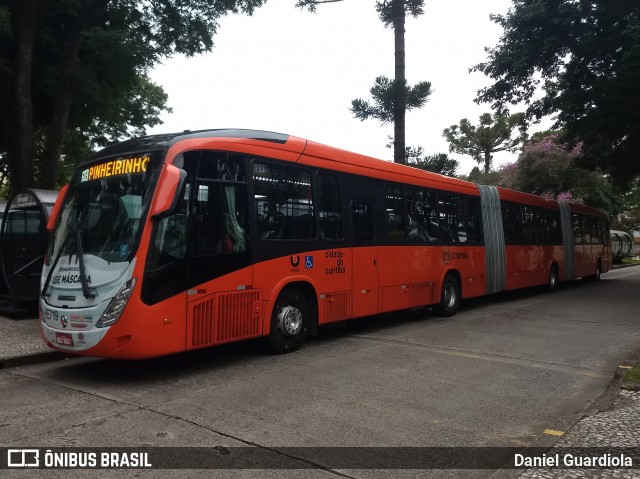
593,218,604,244
572,213,583,244
198,151,246,181
521,205,537,244
406,188,439,244
253,162,316,240
502,202,524,244
548,210,562,245
351,200,374,241
588,216,601,244
318,174,343,241
465,196,483,244
438,192,465,244
385,185,405,243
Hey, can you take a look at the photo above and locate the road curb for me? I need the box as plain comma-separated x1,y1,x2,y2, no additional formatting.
611,262,640,269
0,351,75,370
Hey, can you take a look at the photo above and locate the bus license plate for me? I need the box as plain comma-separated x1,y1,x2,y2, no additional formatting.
55,332,73,346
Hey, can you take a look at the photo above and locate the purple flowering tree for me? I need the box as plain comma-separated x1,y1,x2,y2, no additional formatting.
500,134,582,201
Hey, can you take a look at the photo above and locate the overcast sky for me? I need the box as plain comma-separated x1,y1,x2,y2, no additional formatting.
148,0,549,174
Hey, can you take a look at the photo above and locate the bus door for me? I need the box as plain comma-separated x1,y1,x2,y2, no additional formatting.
349,198,378,318
378,185,410,312
185,152,256,348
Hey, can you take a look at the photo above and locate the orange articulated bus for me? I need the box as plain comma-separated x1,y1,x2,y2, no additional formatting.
39,129,610,359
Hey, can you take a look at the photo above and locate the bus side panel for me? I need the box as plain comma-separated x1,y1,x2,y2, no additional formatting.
184,267,258,351
459,246,486,298
574,243,589,277
541,245,565,280
408,245,437,307
524,245,542,286
601,244,611,273
504,245,526,290
378,246,410,313
351,246,379,318
506,244,566,290
252,250,353,329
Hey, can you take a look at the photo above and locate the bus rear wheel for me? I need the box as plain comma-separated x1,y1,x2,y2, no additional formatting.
267,288,309,354
546,265,559,293
437,273,460,317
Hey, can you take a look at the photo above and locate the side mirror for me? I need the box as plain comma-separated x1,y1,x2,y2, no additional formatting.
149,164,187,218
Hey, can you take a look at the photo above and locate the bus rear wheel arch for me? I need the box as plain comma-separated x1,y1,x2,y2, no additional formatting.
437,272,460,317
585,259,602,282
547,263,559,293
267,285,316,354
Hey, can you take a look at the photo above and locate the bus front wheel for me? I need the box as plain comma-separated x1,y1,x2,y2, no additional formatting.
437,273,460,317
267,288,309,354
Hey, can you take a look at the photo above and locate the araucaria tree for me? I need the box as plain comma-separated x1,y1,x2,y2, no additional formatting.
473,0,640,185
298,0,432,164
405,148,459,177
443,112,527,175
0,0,266,192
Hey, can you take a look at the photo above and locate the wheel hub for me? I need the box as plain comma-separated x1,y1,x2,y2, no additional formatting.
444,284,456,307
277,305,302,336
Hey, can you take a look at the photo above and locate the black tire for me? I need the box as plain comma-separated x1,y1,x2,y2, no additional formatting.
546,265,559,293
593,261,602,281
267,289,309,354
437,273,460,317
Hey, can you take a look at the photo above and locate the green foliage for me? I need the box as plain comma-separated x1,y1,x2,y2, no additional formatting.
0,5,9,38
405,149,458,177
0,0,266,190
611,178,640,232
443,112,527,174
466,166,503,186
474,0,640,185
295,0,345,13
375,0,424,27
351,76,432,124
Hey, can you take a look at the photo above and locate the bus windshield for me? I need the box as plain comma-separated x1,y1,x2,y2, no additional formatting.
46,153,161,270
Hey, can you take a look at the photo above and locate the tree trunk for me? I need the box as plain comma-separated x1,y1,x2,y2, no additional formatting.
392,0,406,165
38,0,107,189
8,0,38,193
38,36,84,189
484,151,492,175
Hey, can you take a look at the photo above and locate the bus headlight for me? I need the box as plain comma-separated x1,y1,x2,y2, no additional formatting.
96,278,137,328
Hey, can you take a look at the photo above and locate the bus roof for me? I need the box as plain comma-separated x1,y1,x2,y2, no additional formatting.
90,129,289,162
300,139,480,195
88,128,606,215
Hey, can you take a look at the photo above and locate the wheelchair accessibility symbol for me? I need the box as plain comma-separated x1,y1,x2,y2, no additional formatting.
305,256,314,269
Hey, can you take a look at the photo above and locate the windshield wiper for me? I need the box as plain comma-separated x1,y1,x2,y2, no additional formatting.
75,228,94,299
41,228,96,300
41,233,69,298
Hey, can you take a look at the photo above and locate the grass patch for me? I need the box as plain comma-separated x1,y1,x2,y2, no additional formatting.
620,257,640,265
622,362,640,390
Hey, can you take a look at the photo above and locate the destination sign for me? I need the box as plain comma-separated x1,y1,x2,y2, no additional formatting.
81,156,149,182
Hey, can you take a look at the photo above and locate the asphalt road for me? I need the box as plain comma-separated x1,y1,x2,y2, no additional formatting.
1,266,639,478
